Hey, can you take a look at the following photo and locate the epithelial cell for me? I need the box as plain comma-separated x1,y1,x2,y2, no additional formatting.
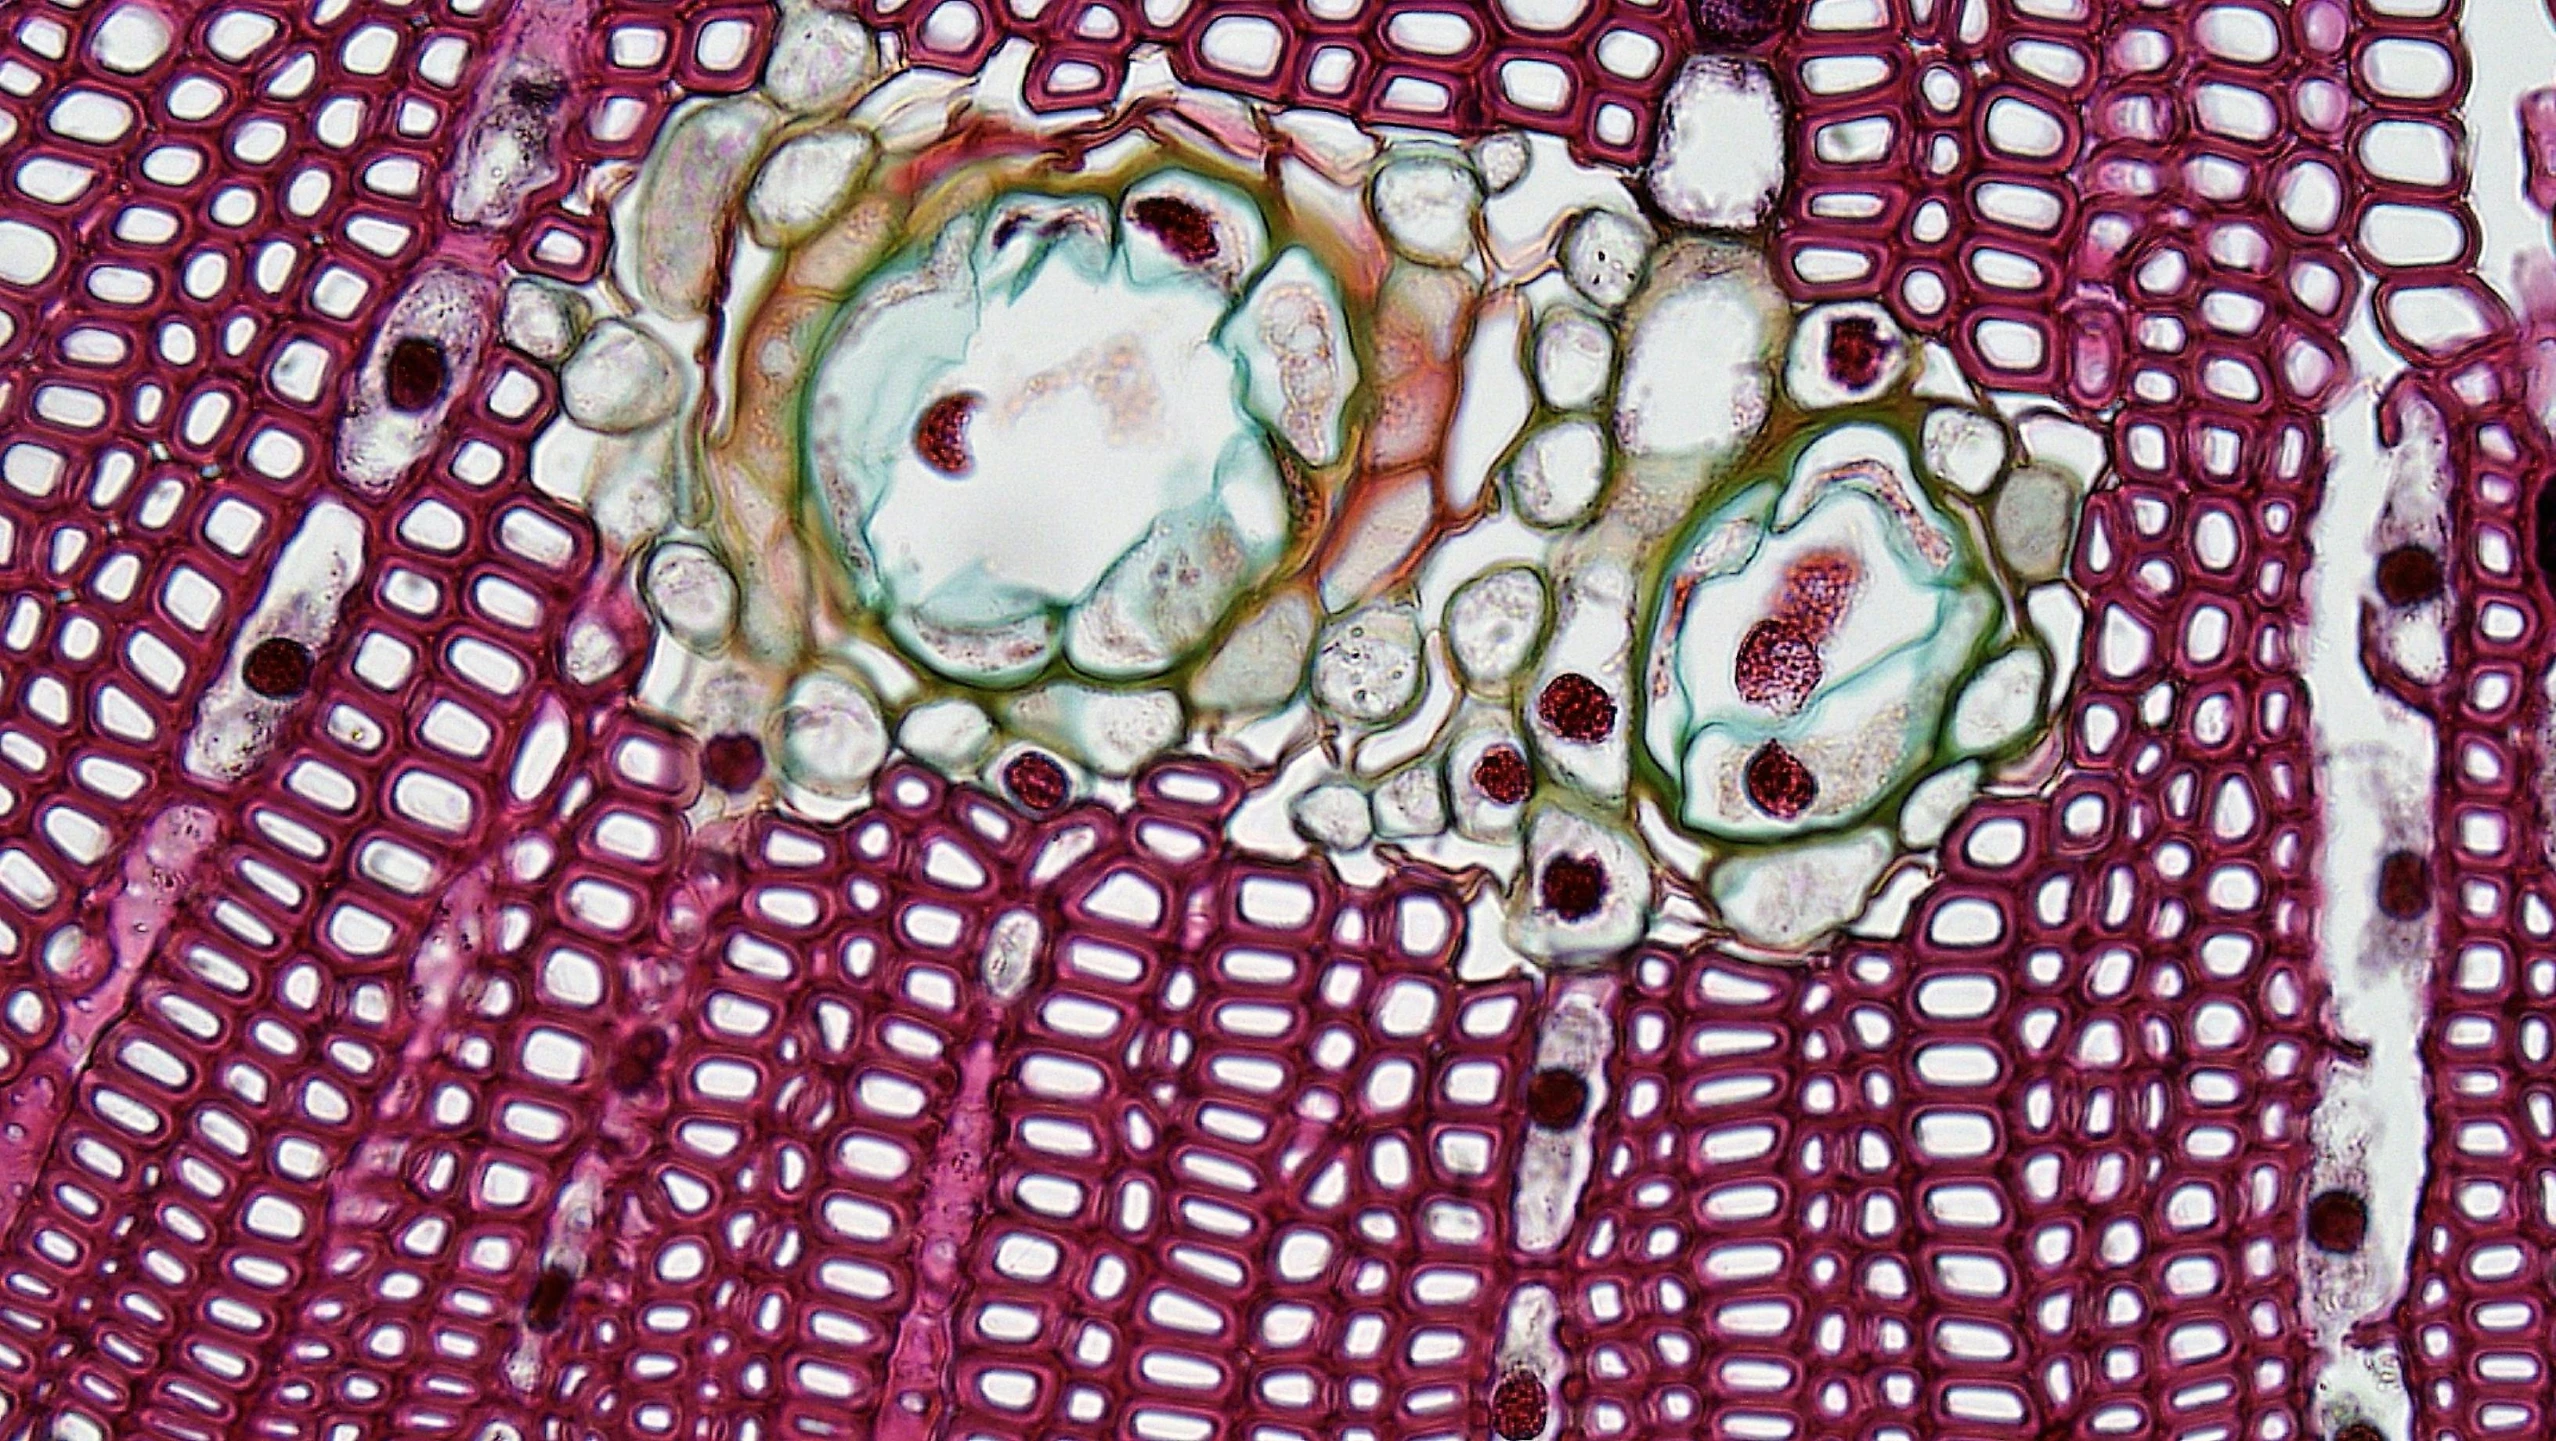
1744,740,1817,819
1733,619,1821,715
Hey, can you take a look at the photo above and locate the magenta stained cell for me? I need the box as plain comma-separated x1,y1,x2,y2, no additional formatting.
0,0,2537,1438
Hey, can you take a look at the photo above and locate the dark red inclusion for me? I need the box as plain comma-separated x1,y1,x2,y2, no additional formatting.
242,636,314,699
2305,1189,2368,1254
384,335,448,411
1824,315,1889,389
611,1027,671,1093
1733,619,1822,715
1473,745,1533,805
1535,673,1617,744
2330,1424,2383,1441
524,1264,573,1332
1525,1068,1588,1129
1780,549,1862,632
2374,544,2442,606
1005,752,1071,812
915,392,981,476
1539,854,1608,921
1744,741,1817,820
1128,196,1220,265
1490,1368,1549,1440
2376,849,2430,920
701,733,766,792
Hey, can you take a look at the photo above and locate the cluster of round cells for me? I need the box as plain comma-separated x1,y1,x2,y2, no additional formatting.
0,0,2551,1436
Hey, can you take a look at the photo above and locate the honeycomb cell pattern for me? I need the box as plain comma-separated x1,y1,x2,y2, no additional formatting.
0,0,2540,1438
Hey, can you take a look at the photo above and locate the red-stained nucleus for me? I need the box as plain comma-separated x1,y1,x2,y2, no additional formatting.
1536,673,1618,743
1127,195,1221,265
915,390,982,475
1473,744,1534,805
701,732,767,791
241,635,315,699
1525,1067,1589,1128
1824,315,1888,389
1778,549,1862,633
1491,1368,1551,1440
1733,618,1822,715
1004,751,1072,811
1743,740,1817,819
2306,1188,2369,1254
1539,853,1609,920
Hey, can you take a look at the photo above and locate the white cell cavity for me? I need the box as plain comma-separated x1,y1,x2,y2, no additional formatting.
762,1,881,113
1711,826,1894,950
1312,605,1425,725
1532,307,1614,411
779,670,891,796
1447,566,1550,691
1646,56,1788,230
1614,240,1785,459
502,276,590,365
183,502,367,786
1504,420,1607,529
1189,590,1314,713
1558,207,1654,310
1370,154,1483,266
561,319,685,434
745,125,877,248
1291,781,1375,851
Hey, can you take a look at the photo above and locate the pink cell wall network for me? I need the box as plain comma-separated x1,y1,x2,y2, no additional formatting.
0,0,2543,1439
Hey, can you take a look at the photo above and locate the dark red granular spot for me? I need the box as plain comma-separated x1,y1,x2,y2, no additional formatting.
700,733,765,792
1472,745,1532,805
1524,1068,1588,1129
1005,752,1071,812
611,1028,670,1094
2330,1424,2383,1441
1539,854,1608,921
1691,0,1787,45
2536,479,2556,608
1744,741,1817,820
1733,619,1822,715
1490,1368,1549,1440
383,335,447,412
1824,315,1888,390
1780,549,1863,633
2305,1188,2368,1254
241,636,313,699
508,69,567,111
1535,673,1616,744
524,1264,573,1333
2374,544,2442,606
2376,849,2430,920
914,391,981,476
1128,195,1220,265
